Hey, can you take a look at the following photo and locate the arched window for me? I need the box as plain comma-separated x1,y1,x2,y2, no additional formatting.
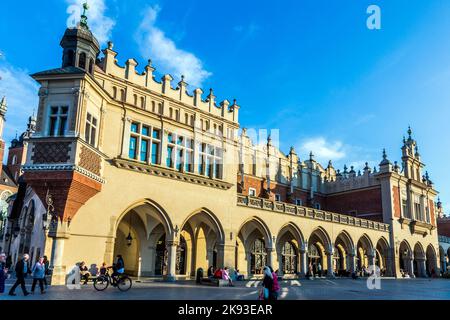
11,155,17,165
64,50,75,67
120,89,125,102
282,241,297,274
88,58,94,74
112,86,117,99
140,97,145,109
250,238,267,274
133,94,138,106
169,107,173,119
184,113,189,124
78,52,87,69
158,103,163,114
151,101,156,113
175,109,179,121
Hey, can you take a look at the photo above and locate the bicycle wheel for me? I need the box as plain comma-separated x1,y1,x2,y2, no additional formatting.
93,275,109,291
117,276,132,292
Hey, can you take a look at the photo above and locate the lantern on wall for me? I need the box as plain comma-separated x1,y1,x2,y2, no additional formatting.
126,214,133,247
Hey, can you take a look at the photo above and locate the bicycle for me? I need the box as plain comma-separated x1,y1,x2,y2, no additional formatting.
93,267,132,292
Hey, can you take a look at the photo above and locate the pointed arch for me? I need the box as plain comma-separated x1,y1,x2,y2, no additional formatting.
238,216,272,246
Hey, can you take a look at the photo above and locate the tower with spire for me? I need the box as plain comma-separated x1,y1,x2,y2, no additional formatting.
60,2,100,75
401,126,425,182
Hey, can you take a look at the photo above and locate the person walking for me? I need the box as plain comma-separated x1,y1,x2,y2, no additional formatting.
262,266,274,301
31,257,46,294
0,253,8,294
42,256,50,289
269,267,280,300
9,254,31,296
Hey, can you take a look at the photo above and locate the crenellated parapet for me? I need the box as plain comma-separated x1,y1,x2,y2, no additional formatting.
98,41,239,125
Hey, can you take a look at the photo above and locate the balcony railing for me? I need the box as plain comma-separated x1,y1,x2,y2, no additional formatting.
237,194,390,232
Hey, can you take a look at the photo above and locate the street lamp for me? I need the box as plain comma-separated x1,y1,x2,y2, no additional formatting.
43,189,55,230
126,214,133,246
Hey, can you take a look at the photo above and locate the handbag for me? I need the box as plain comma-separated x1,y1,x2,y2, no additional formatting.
264,288,269,300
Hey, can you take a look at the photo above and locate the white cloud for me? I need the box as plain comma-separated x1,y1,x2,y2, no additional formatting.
66,0,115,44
135,6,212,88
298,137,346,163
0,62,39,144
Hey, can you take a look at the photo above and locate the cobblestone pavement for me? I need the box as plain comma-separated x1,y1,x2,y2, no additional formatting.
1,277,449,300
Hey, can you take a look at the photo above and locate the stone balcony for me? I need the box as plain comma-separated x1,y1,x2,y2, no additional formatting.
237,194,390,232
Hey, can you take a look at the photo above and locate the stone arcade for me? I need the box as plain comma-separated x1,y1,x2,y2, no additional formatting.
0,9,442,285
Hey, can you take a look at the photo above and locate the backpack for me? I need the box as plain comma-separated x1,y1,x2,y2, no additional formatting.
213,269,223,279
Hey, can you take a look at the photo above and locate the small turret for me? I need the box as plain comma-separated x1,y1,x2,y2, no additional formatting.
60,2,100,75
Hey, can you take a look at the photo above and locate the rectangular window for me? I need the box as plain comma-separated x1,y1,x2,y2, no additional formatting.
129,136,137,159
151,142,159,164
85,113,97,147
48,106,69,136
295,199,302,206
128,122,161,164
402,199,408,218
176,149,183,172
275,194,281,202
140,139,148,162
166,145,174,167
249,188,256,197
185,150,193,173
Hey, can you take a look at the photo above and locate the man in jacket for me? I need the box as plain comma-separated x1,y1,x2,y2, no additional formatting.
8,254,30,296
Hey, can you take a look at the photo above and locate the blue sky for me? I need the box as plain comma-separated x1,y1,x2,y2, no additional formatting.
0,0,449,209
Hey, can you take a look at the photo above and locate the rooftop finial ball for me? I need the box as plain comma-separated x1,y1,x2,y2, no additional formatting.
83,3,89,10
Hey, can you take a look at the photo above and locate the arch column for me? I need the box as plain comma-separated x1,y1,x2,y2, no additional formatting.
443,255,448,273
417,258,427,277
409,256,415,278
349,249,357,273
165,239,179,282
267,247,277,268
300,243,308,277
326,245,335,278
217,243,236,270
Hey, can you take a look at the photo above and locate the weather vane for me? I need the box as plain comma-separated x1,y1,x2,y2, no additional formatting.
80,2,89,29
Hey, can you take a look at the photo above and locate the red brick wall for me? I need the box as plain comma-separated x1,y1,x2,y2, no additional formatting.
429,200,435,227
392,186,401,218
438,219,450,237
7,146,24,182
324,187,383,219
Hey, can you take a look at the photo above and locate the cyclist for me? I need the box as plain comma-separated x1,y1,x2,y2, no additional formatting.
110,255,125,286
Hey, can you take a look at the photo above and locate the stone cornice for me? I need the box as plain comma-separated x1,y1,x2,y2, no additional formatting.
22,164,105,184
112,158,233,190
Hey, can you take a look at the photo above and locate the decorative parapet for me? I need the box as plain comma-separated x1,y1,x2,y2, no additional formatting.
237,194,390,232
112,158,233,190
99,44,239,124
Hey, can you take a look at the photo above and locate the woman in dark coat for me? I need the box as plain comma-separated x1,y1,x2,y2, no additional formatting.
262,266,274,301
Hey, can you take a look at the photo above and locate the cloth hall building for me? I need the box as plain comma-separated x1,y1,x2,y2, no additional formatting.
0,14,443,285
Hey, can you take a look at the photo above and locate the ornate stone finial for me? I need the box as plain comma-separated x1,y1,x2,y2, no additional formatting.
349,165,355,173
0,96,7,115
394,161,400,172
415,145,420,157
364,162,370,172
437,197,442,209
181,75,185,82
403,135,406,145
407,126,412,140
379,148,391,166
382,148,387,160
289,146,295,154
358,170,362,176
309,151,314,161
328,160,333,168
107,41,114,50
336,169,341,176
343,165,348,174
80,2,89,29
373,166,377,173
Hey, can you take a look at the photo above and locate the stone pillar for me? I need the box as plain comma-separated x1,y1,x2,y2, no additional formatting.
48,221,70,286
267,247,277,269
368,254,375,268
443,255,447,273
216,243,236,270
349,253,356,273
409,258,415,278
418,259,427,277
165,240,178,282
326,252,334,278
300,246,307,277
